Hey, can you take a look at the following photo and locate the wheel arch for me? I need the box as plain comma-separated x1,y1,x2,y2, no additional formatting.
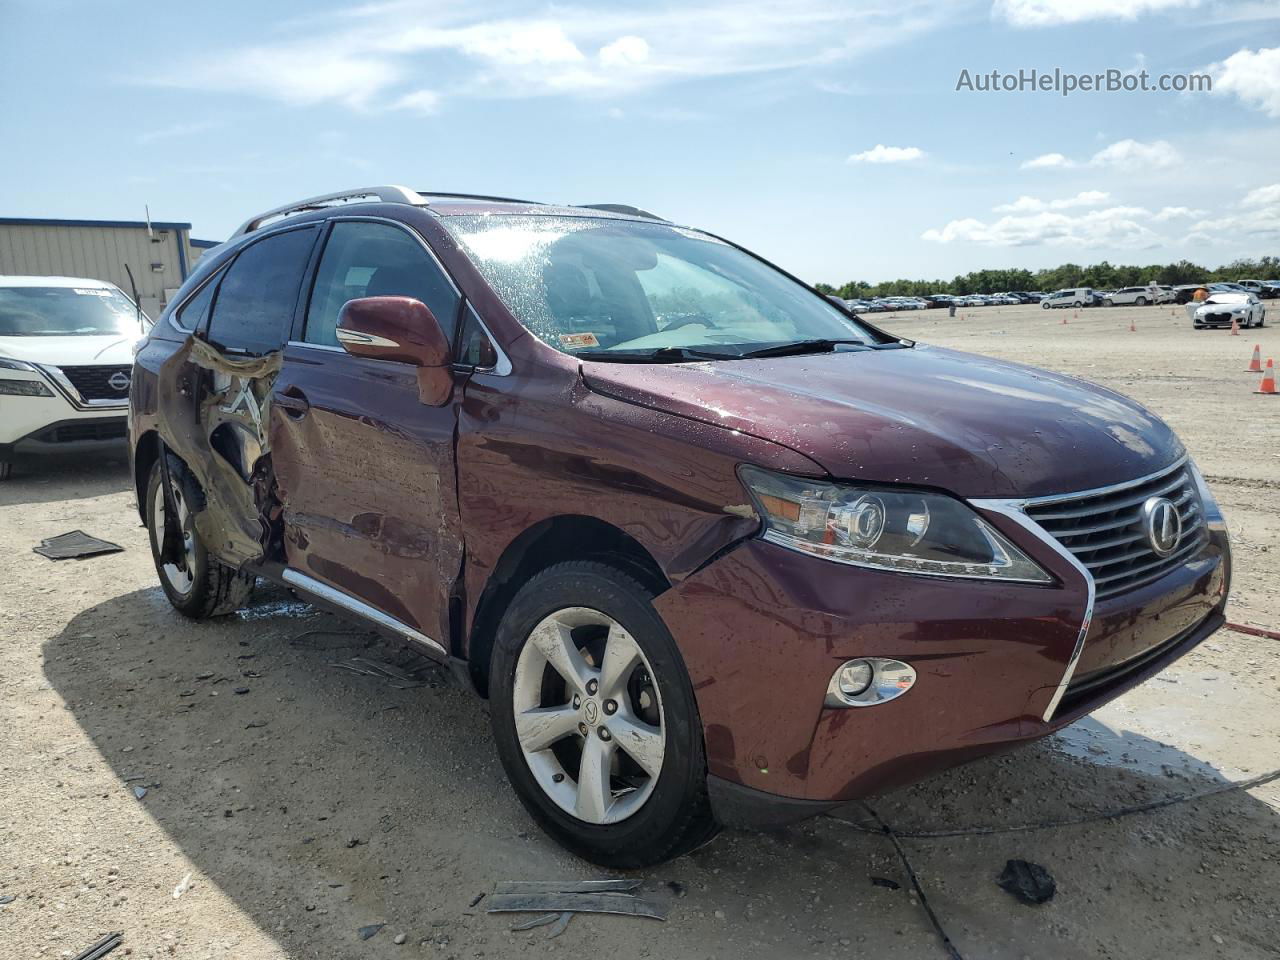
133,429,162,523
464,514,671,697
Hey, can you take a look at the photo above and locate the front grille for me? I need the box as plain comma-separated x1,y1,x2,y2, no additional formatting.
58,364,131,401
1025,459,1208,600
1204,312,1233,323
33,420,128,444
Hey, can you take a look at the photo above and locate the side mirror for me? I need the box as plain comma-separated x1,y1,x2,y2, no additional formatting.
336,296,454,406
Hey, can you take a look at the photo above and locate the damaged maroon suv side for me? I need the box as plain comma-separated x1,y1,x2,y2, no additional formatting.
130,186,1230,867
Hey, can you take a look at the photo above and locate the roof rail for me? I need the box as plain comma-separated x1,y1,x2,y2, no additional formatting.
229,185,427,238
417,191,544,205
577,203,666,221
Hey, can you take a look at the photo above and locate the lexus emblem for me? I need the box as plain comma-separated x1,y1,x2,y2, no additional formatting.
1141,497,1181,557
107,371,131,392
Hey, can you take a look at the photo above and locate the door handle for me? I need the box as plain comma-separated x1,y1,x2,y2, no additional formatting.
275,387,310,420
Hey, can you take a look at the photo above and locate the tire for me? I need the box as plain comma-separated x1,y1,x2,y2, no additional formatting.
489,560,717,868
1041,301,1050,310
145,457,253,618
1136,297,1147,306
1073,300,1083,308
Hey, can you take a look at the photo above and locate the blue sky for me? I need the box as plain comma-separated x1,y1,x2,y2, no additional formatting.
1,0,1277,284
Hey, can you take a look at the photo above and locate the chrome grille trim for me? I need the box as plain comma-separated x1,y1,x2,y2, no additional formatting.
1023,457,1207,601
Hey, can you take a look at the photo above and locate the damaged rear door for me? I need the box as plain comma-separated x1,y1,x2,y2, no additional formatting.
268,218,466,653
156,224,319,567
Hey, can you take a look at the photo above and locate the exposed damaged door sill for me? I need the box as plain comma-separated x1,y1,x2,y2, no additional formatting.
281,568,448,659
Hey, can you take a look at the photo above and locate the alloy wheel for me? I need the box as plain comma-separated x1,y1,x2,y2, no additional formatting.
152,480,196,595
512,606,666,825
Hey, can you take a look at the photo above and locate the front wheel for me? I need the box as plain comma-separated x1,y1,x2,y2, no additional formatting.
1136,296,1147,306
489,561,716,868
145,458,253,618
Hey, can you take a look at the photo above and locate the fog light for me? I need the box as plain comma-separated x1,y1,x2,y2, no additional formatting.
825,657,917,708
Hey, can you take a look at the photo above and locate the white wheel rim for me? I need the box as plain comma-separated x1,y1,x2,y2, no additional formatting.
152,480,196,595
513,606,666,825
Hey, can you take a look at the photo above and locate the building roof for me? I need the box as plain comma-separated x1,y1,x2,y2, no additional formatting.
0,216,192,230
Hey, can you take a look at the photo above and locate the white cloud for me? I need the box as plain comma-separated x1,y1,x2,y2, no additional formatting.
923,205,1161,247
1153,205,1206,221
1209,47,1280,117
390,89,441,114
994,0,1199,28
992,191,1110,212
1022,152,1074,169
144,1,963,108
847,144,925,164
599,35,650,67
1089,138,1181,169
137,121,218,145
1242,183,1280,207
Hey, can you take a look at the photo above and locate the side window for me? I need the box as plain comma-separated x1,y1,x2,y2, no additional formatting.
207,228,316,354
173,269,222,331
456,303,498,367
305,221,460,347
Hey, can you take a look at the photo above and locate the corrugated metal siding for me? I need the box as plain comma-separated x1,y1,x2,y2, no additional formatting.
0,223,193,311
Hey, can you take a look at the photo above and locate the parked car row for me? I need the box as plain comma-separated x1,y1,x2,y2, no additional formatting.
842,292,1047,312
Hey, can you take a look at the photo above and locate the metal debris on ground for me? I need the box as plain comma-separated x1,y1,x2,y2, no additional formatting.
70,932,123,960
329,655,437,689
358,923,385,941
33,530,123,561
131,786,147,800
996,860,1056,905
0,894,16,905
488,879,665,922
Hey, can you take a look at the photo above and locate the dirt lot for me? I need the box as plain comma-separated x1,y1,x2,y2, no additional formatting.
1,302,1278,960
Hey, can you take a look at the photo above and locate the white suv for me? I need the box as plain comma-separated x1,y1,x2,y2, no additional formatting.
0,276,148,480
1102,285,1175,306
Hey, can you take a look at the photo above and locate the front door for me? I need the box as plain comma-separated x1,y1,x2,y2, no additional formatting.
270,219,466,651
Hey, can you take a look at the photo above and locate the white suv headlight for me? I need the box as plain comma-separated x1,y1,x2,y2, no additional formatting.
740,466,1051,583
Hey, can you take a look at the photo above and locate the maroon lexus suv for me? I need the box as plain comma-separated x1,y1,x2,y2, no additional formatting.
129,186,1229,867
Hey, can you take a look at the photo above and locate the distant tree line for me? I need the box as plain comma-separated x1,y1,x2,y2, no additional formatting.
813,256,1280,299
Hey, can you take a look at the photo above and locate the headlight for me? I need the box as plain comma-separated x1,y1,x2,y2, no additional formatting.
0,379,53,396
0,356,37,372
739,466,1051,583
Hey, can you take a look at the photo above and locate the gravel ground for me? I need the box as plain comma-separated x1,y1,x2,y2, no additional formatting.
1,302,1277,960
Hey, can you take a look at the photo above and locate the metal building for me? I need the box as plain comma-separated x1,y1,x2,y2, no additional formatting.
0,217,198,319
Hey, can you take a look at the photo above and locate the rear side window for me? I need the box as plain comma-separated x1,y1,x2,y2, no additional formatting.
173,269,222,332
304,221,460,347
207,228,316,354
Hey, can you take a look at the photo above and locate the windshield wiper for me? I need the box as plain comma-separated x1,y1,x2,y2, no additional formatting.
573,346,741,363
736,338,866,359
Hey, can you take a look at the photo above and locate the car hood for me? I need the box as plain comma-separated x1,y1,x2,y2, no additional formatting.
0,333,139,366
581,344,1183,499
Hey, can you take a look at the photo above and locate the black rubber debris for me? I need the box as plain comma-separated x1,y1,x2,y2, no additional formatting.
996,860,1056,905
71,932,123,960
871,876,902,890
33,531,123,561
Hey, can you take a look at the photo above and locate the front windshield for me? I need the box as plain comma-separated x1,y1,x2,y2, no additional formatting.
0,286,145,337
442,214,873,357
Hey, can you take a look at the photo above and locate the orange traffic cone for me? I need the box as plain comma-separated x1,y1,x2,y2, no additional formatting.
1247,344,1262,373
1230,316,1240,336
1257,359,1277,395
1129,318,1137,333
1061,312,1069,325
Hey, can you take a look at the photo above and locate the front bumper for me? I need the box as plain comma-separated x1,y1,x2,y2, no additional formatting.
0,368,128,455
655,523,1228,824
